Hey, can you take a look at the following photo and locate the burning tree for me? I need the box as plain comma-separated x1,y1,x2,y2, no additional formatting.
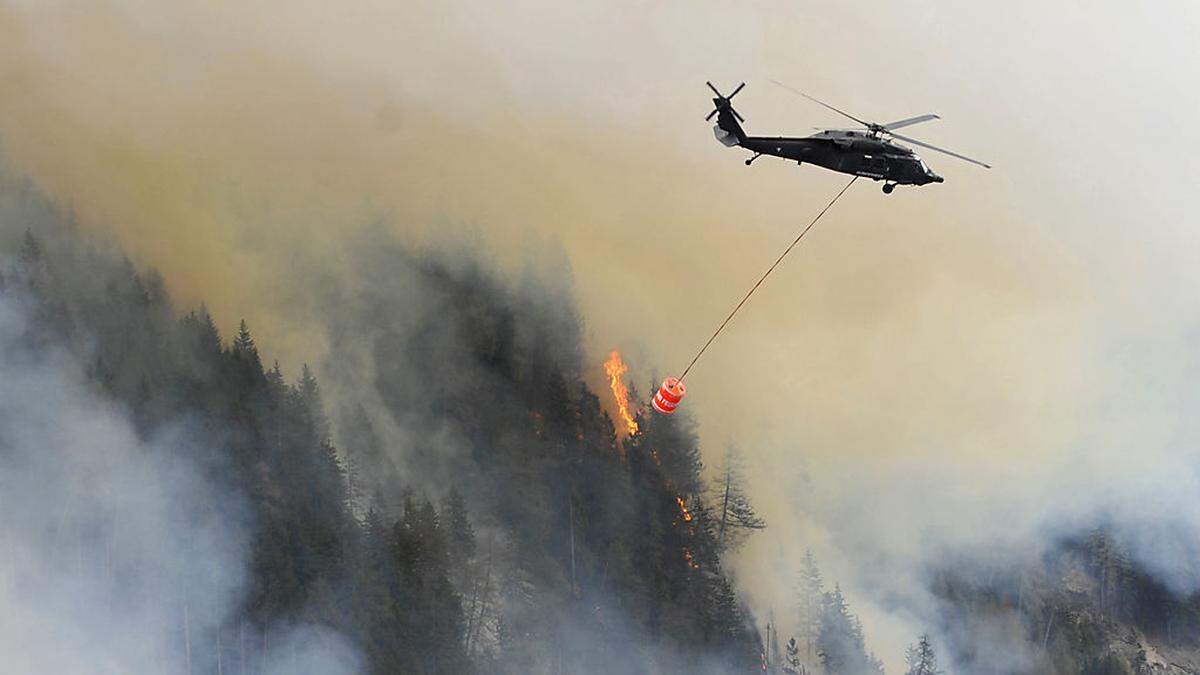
603,350,639,438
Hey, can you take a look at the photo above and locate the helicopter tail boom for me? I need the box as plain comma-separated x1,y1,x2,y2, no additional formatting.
713,103,746,145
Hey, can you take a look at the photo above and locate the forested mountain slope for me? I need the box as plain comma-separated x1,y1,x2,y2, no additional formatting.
5,166,1200,675
0,168,762,674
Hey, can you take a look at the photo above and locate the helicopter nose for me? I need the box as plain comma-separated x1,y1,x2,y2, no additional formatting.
930,173,944,183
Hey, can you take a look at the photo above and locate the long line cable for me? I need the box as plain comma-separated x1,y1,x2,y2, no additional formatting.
677,175,858,382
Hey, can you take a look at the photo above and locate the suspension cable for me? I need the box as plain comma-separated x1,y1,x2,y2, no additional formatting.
677,176,858,382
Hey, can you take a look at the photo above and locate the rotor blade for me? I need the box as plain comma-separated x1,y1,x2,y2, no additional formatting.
706,81,722,97
889,132,991,169
883,114,940,131
733,109,745,123
728,82,746,98
768,79,871,128
706,109,718,121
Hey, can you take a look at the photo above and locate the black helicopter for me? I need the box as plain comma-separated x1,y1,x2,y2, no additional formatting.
707,81,990,193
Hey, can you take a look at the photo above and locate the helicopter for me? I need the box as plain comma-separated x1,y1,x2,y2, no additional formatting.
707,81,990,193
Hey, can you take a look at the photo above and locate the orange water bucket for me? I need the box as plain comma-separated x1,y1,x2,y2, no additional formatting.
652,377,686,415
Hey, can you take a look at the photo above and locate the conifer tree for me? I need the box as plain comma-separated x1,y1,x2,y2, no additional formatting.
193,305,222,355
796,550,825,661
232,319,262,373
711,443,765,551
297,363,331,442
266,360,286,395
905,633,941,675
817,585,883,675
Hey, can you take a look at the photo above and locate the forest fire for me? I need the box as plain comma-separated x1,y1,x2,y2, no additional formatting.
675,496,694,522
604,350,639,437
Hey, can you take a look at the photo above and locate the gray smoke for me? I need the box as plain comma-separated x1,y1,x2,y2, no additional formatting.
770,316,1200,669
0,288,361,673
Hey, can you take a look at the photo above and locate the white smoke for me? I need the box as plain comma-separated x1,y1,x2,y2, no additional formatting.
0,293,362,674
757,318,1200,671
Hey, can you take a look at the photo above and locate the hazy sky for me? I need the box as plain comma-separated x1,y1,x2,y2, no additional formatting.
3,1,1200,667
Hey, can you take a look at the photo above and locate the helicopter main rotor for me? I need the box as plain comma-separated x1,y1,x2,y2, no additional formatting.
768,79,991,169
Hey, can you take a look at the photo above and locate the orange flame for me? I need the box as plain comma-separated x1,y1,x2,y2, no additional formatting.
604,350,639,437
675,496,694,522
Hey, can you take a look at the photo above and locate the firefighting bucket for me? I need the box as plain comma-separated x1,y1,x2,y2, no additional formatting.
652,377,686,415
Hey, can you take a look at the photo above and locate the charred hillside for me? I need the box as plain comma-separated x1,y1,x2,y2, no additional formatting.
0,168,761,674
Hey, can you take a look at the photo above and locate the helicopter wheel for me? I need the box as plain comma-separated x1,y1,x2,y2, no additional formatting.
882,183,895,194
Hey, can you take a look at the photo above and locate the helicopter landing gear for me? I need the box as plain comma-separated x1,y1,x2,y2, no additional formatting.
882,183,895,194
745,153,762,166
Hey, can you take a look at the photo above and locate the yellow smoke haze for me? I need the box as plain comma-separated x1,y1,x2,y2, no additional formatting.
3,0,1200,667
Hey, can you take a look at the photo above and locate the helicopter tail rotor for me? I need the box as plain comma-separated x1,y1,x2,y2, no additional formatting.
706,81,746,123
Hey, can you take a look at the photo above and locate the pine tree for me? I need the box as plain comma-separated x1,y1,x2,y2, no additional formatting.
231,319,262,373
194,305,222,354
356,503,402,671
266,360,286,395
817,585,882,675
796,550,824,662
389,496,469,673
905,634,941,675
297,363,331,443
711,443,765,551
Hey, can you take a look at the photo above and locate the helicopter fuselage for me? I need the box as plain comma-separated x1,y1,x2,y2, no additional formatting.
704,81,990,190
719,126,943,186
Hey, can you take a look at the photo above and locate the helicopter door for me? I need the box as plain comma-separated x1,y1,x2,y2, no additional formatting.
860,154,887,178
